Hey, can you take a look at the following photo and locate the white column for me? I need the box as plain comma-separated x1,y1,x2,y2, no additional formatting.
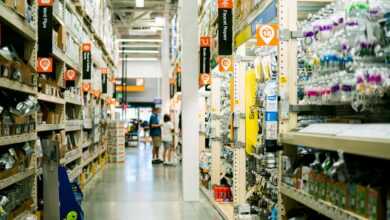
180,0,199,202
160,14,171,113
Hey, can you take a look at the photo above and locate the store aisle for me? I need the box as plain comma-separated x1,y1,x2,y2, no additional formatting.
82,144,222,220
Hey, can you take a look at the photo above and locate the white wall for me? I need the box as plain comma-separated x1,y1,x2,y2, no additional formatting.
117,60,162,78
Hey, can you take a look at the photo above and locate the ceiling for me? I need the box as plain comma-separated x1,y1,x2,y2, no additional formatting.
111,0,178,60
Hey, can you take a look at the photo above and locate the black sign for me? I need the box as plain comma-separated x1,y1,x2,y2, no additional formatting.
200,47,210,74
176,72,181,92
102,74,107,94
82,43,92,80
218,8,233,55
37,1,53,57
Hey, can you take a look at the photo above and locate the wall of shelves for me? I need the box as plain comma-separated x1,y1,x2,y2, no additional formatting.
196,0,390,219
0,0,115,218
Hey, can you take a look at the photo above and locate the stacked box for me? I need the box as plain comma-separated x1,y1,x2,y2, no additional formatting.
107,121,126,163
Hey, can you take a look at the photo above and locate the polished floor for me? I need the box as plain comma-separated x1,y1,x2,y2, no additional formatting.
82,144,222,220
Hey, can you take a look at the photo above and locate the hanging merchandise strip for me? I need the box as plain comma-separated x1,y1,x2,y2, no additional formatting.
101,68,108,94
37,0,54,73
218,0,233,55
200,36,211,89
82,43,92,80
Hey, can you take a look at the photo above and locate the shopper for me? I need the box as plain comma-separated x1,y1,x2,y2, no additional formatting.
149,107,162,163
162,114,174,165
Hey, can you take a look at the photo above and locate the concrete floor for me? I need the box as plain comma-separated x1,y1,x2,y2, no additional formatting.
82,144,222,220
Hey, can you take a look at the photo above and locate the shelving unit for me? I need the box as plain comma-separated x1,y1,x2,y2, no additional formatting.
280,184,368,220
0,0,115,218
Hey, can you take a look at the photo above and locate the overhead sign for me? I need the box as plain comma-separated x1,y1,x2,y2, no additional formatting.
101,68,108,94
218,0,233,55
256,24,279,46
200,36,211,89
218,56,233,72
64,69,77,81
37,0,53,74
82,43,92,80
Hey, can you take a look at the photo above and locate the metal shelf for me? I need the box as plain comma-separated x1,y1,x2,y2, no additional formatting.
234,0,275,35
0,168,35,190
65,96,82,106
37,124,65,132
37,93,65,105
0,2,36,41
82,141,92,149
280,184,367,220
200,186,234,220
0,133,36,146
60,148,82,165
68,166,82,182
82,150,102,167
281,131,390,160
53,47,81,73
0,78,37,95
83,119,93,129
65,120,82,132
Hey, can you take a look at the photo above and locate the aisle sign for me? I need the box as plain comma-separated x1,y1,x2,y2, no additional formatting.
37,0,53,73
218,0,233,55
64,69,77,81
218,56,233,72
199,36,211,89
37,57,53,73
101,68,108,94
82,43,92,80
82,82,91,92
256,24,279,47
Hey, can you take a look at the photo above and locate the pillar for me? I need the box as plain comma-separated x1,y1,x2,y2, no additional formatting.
179,0,199,202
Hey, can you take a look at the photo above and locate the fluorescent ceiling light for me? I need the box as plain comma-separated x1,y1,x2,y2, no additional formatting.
120,50,160,54
117,39,162,43
120,58,159,61
136,0,144,8
119,45,160,49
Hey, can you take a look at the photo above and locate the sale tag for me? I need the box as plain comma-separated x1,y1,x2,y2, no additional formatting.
37,57,53,73
256,24,279,46
218,56,233,72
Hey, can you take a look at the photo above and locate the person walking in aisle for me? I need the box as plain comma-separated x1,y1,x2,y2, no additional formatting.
149,107,162,164
162,114,175,165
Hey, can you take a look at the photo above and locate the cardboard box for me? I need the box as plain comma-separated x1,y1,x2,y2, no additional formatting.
5,0,25,18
